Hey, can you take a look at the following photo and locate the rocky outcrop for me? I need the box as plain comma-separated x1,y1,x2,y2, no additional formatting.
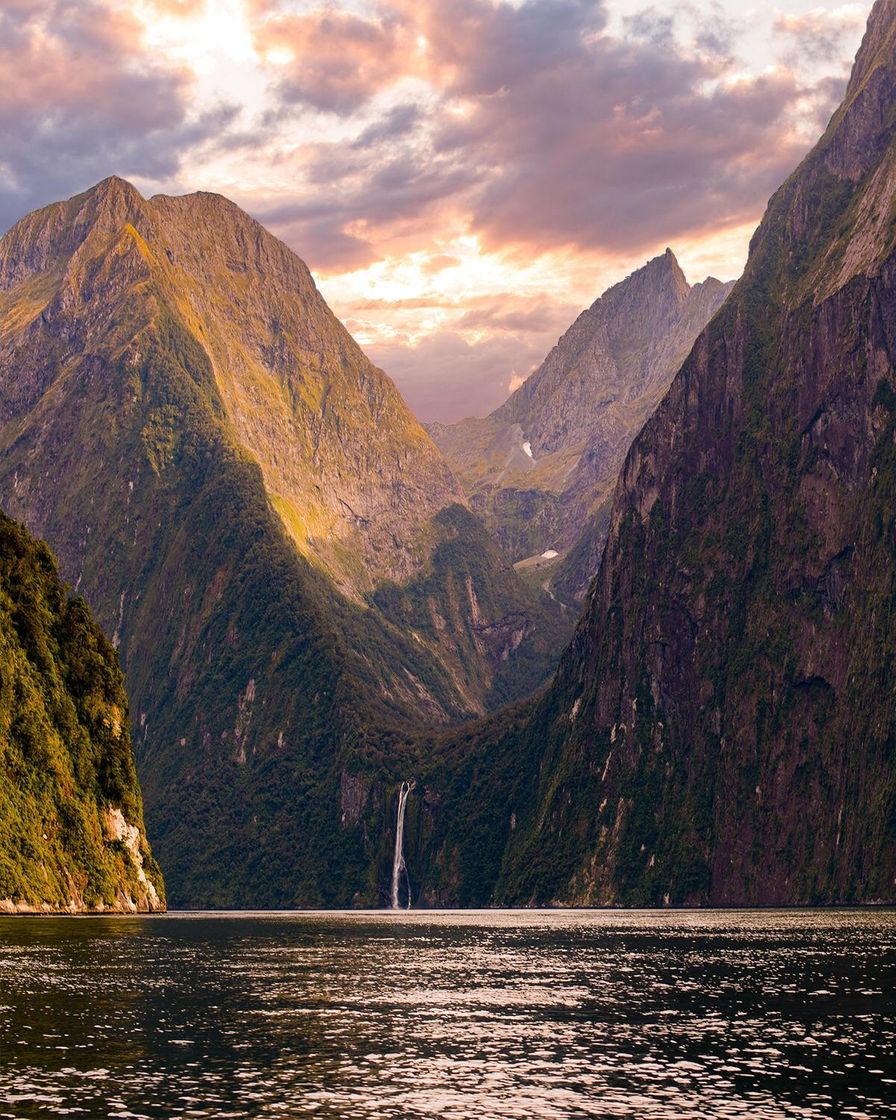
0,178,563,906
417,0,896,907
0,511,164,913
430,253,732,602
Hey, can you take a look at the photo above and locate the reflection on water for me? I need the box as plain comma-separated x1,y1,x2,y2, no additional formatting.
0,909,894,1118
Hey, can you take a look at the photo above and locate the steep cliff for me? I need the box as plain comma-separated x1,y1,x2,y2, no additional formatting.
417,0,896,907
430,253,732,602
0,511,163,913
0,179,562,905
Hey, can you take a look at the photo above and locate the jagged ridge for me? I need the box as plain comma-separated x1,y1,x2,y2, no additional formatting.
431,251,732,602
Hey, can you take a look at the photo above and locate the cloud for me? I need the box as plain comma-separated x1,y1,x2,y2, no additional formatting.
145,0,206,13
623,8,677,45
425,0,818,255
247,0,850,271
260,209,379,272
454,299,579,336
0,0,233,233
352,104,423,149
420,254,460,276
254,7,417,114
774,5,867,64
368,330,544,423
254,138,482,270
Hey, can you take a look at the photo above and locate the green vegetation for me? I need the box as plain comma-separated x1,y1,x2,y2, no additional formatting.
6,56,896,916
0,511,164,911
0,177,568,907
372,503,567,711
408,7,896,907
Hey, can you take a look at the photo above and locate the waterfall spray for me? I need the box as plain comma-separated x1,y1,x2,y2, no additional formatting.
391,780,414,909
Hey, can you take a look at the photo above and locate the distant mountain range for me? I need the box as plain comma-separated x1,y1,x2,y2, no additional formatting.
429,251,732,603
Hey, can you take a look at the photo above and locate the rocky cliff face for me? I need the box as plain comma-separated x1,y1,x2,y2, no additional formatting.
416,0,896,907
0,511,164,913
430,253,732,602
0,179,563,905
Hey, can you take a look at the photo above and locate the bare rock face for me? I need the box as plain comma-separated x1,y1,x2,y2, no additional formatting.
430,251,732,602
420,0,896,907
0,178,563,906
0,176,461,592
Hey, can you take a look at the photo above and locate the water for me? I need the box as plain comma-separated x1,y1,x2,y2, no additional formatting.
390,780,414,910
0,909,894,1118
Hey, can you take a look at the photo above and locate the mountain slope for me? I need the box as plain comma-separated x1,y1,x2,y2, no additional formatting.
0,179,563,905
430,253,732,602
0,511,163,913
416,0,896,907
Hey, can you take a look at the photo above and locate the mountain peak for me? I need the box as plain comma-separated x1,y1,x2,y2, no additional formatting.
845,0,896,101
641,247,689,297
434,247,731,594
0,176,469,590
86,175,144,204
0,175,149,289
494,247,708,440
817,0,896,183
75,175,147,230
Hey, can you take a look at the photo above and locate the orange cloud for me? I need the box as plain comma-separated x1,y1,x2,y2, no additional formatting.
242,0,849,276
0,0,871,423
145,0,207,14
254,7,420,113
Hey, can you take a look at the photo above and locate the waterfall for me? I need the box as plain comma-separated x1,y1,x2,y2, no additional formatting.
391,780,414,910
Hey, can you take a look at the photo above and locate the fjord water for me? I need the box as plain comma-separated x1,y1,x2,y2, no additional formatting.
0,911,893,1119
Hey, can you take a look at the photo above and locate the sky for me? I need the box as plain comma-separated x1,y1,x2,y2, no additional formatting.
0,0,871,421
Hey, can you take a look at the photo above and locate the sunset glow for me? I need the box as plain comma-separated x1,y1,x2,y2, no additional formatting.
0,0,870,419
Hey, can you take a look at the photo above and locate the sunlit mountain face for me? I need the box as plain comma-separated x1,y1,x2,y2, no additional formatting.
0,0,869,422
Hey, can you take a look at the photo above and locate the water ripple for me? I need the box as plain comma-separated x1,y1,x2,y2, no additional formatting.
0,909,893,1118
